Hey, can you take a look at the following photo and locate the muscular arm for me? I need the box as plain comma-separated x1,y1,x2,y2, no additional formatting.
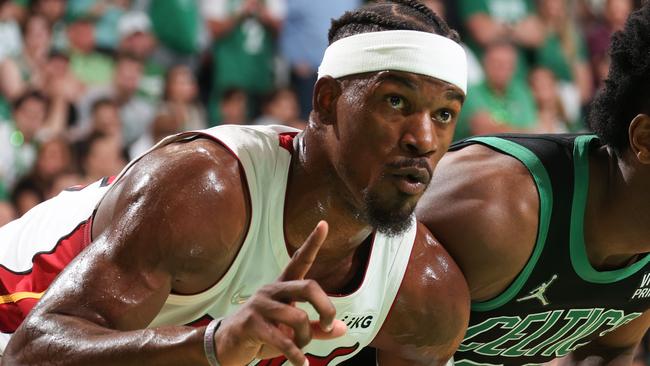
559,310,650,365
3,138,250,365
415,144,539,302
372,224,470,365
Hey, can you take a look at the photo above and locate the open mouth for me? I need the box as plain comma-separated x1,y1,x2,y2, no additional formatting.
391,167,430,185
404,173,424,184
391,171,429,195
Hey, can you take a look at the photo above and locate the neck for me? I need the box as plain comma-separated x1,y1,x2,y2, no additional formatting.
584,146,650,270
283,129,373,286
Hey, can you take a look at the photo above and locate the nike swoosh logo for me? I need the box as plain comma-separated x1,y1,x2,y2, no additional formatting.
231,292,251,305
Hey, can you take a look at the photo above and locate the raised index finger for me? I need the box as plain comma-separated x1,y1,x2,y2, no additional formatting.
279,220,328,281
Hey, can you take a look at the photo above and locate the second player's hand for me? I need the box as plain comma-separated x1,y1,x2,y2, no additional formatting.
214,221,347,366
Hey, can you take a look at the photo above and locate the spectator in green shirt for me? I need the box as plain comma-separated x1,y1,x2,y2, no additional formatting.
117,11,165,101
65,0,129,51
65,16,115,87
459,0,544,81
31,0,67,51
536,0,593,109
456,41,539,141
204,0,285,124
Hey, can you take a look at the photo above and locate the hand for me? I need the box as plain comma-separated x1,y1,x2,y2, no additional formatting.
511,17,544,47
214,221,347,366
240,0,259,16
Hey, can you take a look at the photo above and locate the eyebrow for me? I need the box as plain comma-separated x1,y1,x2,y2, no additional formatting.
376,72,466,104
445,89,465,104
375,73,419,91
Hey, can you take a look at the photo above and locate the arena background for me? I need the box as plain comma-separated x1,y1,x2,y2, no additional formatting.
0,0,646,364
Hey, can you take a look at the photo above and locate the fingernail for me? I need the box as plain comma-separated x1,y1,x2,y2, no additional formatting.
323,322,333,332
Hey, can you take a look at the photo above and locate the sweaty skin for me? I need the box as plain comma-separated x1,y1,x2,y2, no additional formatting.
4,70,469,366
417,114,650,364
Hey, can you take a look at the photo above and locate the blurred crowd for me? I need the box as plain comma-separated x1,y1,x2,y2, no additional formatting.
0,0,639,220
0,0,648,362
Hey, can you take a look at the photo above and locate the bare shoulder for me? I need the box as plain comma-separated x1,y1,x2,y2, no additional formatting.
415,144,539,301
373,223,470,364
93,137,250,294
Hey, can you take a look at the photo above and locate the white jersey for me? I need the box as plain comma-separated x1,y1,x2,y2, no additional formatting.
0,125,417,365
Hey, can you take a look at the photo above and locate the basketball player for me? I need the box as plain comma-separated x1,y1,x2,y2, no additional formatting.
416,4,650,365
1,1,470,365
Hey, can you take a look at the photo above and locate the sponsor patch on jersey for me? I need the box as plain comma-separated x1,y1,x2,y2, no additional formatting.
339,312,377,334
630,271,650,301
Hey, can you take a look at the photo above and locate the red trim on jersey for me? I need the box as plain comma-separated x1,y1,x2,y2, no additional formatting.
278,132,298,153
256,343,360,366
64,176,116,192
0,298,38,333
185,314,214,328
0,218,93,333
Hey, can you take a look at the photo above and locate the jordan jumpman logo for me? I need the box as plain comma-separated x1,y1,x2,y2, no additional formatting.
516,274,558,306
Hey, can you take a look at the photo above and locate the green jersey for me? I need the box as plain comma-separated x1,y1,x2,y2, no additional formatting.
453,134,650,365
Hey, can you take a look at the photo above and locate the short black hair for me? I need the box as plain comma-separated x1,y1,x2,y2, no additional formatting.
588,4,650,153
12,90,48,111
91,97,116,114
221,87,247,102
328,0,459,45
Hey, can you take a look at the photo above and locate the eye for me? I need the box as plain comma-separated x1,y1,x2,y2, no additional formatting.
387,95,406,110
433,109,454,124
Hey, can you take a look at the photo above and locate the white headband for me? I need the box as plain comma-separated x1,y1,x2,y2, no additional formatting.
318,30,468,94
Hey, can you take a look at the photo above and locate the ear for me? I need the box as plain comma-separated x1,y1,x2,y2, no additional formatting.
312,76,341,127
628,114,650,164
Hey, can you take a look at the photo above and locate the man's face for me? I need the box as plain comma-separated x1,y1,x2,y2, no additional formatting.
93,104,121,136
36,0,65,23
484,44,516,92
15,97,46,141
67,21,95,53
115,59,142,96
328,71,463,236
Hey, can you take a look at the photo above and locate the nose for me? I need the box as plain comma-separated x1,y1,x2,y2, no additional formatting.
399,112,437,157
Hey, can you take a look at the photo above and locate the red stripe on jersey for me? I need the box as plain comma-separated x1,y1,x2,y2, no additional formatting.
0,298,38,333
103,176,117,186
185,314,214,328
0,218,93,333
278,132,298,153
256,343,360,366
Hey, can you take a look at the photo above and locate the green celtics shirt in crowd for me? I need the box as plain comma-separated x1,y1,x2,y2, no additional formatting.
0,97,10,122
450,134,650,366
454,79,537,141
459,0,537,82
536,29,589,83
207,0,284,123
150,0,201,55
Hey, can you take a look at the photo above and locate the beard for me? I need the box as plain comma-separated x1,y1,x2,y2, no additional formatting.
360,185,416,237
